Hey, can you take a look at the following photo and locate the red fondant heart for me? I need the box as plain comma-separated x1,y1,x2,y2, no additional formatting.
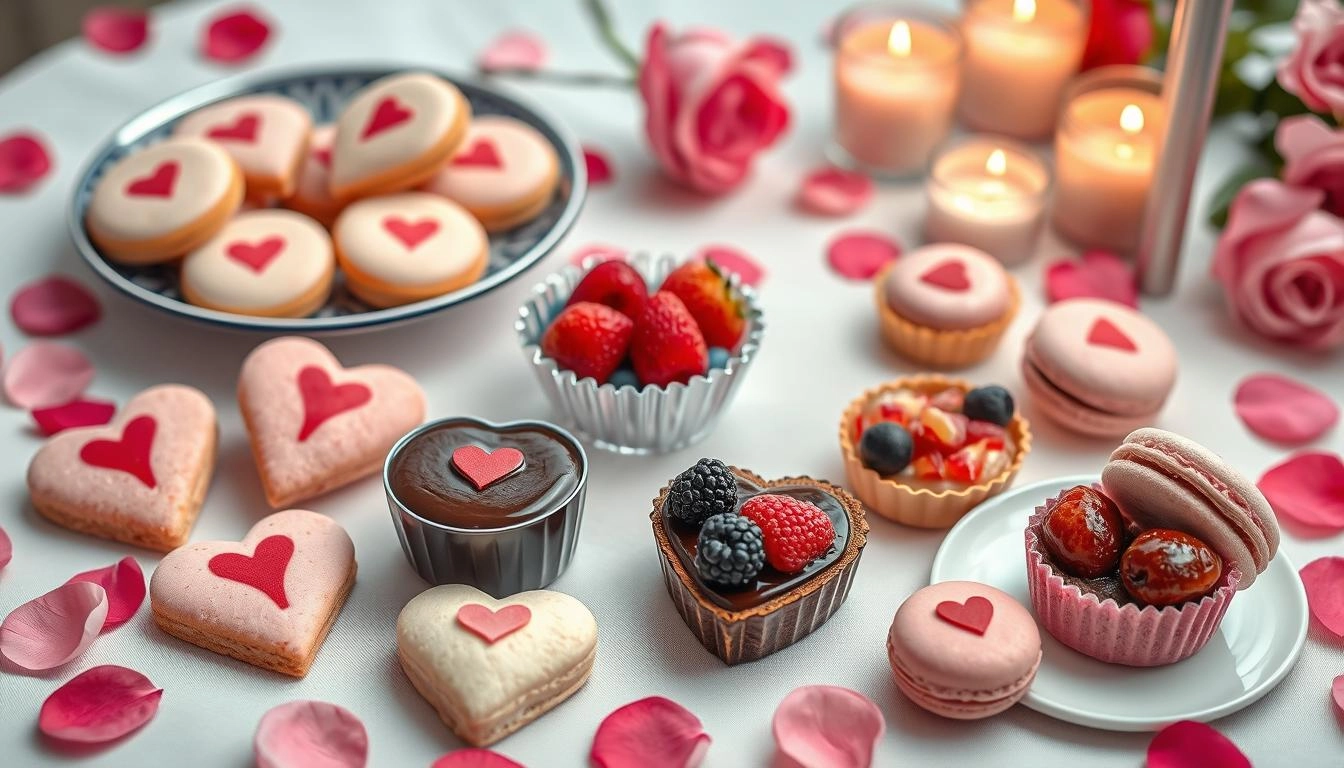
935,596,993,635
456,603,531,644
451,445,524,491
451,139,503,169
79,415,157,489
361,97,413,141
226,236,285,273
296,366,372,442
207,113,260,142
125,161,179,198
920,261,971,292
382,217,440,250
1086,317,1138,352
207,534,293,609
313,147,332,168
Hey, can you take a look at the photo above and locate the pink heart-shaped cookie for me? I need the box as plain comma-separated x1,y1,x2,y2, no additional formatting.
149,509,355,678
238,336,425,508
26,385,217,552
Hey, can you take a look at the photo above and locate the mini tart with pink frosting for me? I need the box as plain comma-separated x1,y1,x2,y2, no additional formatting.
875,243,1019,368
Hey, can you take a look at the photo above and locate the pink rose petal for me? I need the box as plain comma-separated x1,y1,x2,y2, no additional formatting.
83,7,149,54
1334,675,1344,717
1259,453,1344,531
696,245,764,286
0,525,11,571
11,275,102,336
66,557,145,632
31,397,116,436
478,30,547,72
826,231,900,280
255,700,368,768
585,146,614,186
0,581,107,671
1234,373,1339,445
39,665,162,743
797,167,873,216
1146,720,1250,768
591,696,710,768
202,7,272,64
3,342,95,409
772,685,884,768
0,133,53,195
569,243,627,268
1300,556,1344,639
431,750,524,768
1045,250,1138,308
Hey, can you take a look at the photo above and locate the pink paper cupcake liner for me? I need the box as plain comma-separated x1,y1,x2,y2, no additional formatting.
1024,495,1239,667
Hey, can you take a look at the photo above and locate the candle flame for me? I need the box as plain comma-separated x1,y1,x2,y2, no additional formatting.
1013,0,1037,22
888,21,912,57
986,149,1007,177
1120,104,1144,134
1115,143,1135,161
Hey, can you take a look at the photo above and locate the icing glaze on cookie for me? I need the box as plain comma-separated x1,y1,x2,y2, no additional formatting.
86,137,238,241
175,94,312,189
333,192,487,286
182,210,333,311
424,116,558,208
331,73,464,191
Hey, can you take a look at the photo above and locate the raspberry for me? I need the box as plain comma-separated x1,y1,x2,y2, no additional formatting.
694,513,765,587
566,260,649,319
631,292,709,388
739,494,836,574
666,458,738,526
540,302,633,384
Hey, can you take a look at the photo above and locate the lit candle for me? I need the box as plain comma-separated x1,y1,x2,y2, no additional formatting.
924,137,1051,265
833,8,962,177
1052,67,1166,254
958,0,1088,140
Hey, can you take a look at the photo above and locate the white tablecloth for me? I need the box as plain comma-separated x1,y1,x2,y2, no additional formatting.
0,1,1340,765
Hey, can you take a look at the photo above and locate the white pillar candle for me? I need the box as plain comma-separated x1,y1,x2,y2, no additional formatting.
924,137,1050,265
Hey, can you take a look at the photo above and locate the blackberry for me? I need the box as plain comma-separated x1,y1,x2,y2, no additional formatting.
694,513,765,587
667,458,737,526
963,385,1015,426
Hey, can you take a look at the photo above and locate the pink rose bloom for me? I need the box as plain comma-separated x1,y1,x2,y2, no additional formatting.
1278,0,1344,116
637,24,791,194
1277,114,1344,217
1213,178,1344,350
1080,0,1153,71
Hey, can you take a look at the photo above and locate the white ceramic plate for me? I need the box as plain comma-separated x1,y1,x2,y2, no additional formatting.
930,475,1308,732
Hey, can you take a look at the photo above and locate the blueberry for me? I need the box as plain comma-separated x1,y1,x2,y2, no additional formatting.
859,422,914,476
963,385,1015,426
708,347,731,370
608,367,640,391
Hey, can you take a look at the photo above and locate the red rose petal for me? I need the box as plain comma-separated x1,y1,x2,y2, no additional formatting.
773,685,884,768
31,397,116,436
696,245,764,286
254,700,368,768
1044,249,1138,308
66,557,145,632
83,7,149,54
1234,373,1339,445
1146,720,1250,768
1259,453,1344,531
478,30,547,72
1333,675,1344,717
826,231,901,280
432,749,524,768
0,133,53,195
591,696,710,768
797,167,873,216
1300,556,1344,639
569,243,626,268
0,581,107,671
202,7,272,64
3,342,95,409
584,146,614,186
11,275,102,336
39,665,162,743
0,525,11,571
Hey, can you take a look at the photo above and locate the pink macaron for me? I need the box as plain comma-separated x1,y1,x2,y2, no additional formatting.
1022,298,1177,437
886,580,1041,719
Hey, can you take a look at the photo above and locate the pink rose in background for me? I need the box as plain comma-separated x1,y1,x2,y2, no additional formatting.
638,24,791,194
1080,0,1153,71
1212,178,1344,350
1278,0,1344,116
1277,114,1344,217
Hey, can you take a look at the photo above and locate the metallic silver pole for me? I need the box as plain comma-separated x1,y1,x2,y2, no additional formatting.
1135,0,1233,296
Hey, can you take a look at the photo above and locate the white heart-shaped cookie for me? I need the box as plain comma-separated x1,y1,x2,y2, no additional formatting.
397,584,598,746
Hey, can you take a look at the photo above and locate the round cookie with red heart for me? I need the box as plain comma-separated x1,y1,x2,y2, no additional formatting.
284,124,343,227
175,94,313,199
85,137,245,265
180,209,335,318
332,192,489,308
421,115,559,232
330,72,471,202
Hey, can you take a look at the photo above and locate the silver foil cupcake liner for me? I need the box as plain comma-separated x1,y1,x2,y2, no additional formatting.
383,417,588,598
515,252,765,455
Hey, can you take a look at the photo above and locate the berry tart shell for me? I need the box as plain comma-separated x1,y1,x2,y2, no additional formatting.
838,375,1032,529
874,262,1020,369
649,467,869,665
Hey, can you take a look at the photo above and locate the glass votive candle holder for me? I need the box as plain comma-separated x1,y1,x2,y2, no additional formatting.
832,3,963,178
924,136,1051,266
1052,66,1166,254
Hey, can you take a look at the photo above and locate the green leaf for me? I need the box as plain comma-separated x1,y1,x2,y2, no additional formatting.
1207,166,1274,230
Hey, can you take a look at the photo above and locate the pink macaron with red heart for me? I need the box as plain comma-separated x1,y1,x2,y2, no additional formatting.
1021,298,1177,438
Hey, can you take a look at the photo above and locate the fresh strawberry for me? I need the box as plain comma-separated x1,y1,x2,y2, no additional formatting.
965,420,1008,451
739,493,836,574
945,440,991,484
540,302,633,384
658,259,747,348
566,260,649,319
630,292,709,387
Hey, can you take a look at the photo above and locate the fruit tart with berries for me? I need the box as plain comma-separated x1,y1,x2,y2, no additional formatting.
839,375,1032,528
650,458,868,665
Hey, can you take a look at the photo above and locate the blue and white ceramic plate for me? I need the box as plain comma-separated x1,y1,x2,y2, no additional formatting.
69,65,586,333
